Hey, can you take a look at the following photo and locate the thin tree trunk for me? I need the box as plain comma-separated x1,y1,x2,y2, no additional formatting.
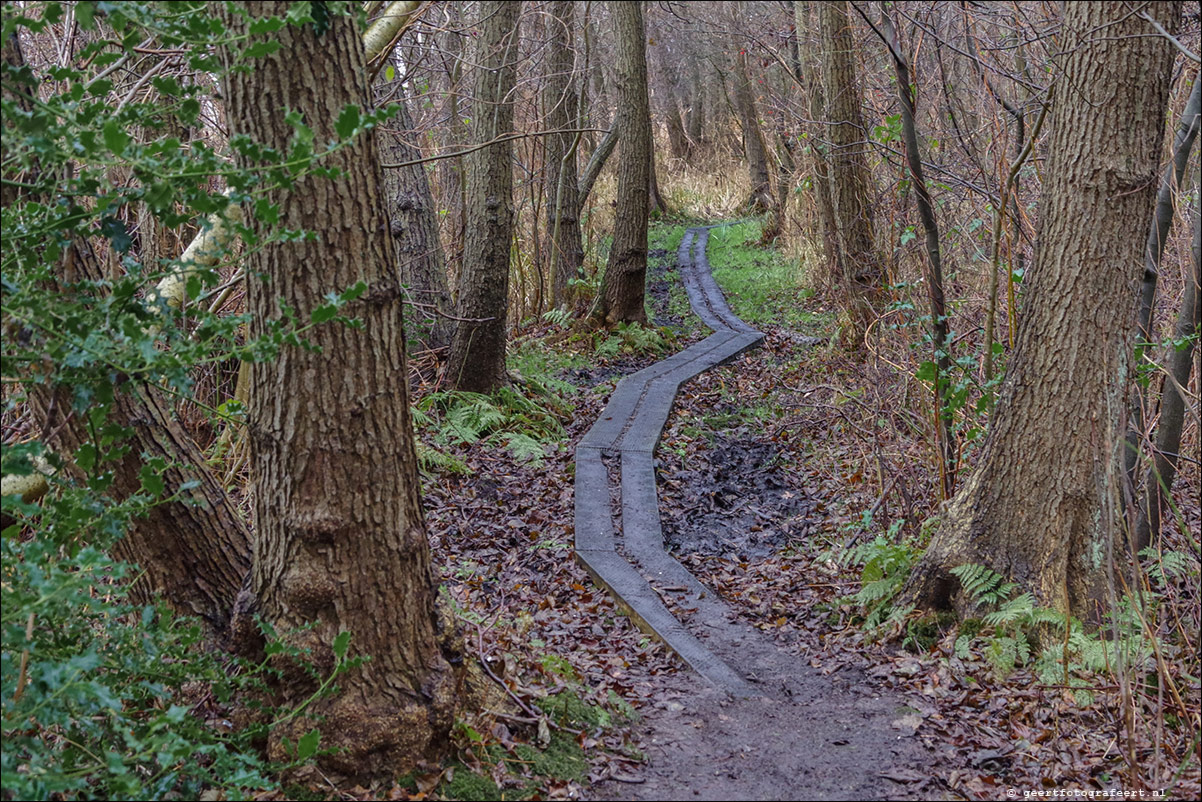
578,123,619,205
685,53,704,155
544,0,584,309
820,1,880,335
649,146,669,215
796,1,841,289
733,47,773,212
217,2,460,780
445,1,521,393
591,1,651,327
878,7,955,499
1123,76,1201,499
380,91,454,350
1136,202,1200,551
900,0,1179,620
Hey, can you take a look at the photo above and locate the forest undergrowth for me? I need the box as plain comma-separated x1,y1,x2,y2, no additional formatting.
653,219,1202,800
286,212,1202,801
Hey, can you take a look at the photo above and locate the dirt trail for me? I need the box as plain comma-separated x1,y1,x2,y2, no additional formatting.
583,226,937,800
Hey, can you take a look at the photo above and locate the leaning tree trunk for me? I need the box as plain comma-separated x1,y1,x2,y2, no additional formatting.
2,29,252,641
217,2,460,781
900,0,1179,621
29,370,253,640
543,0,585,309
1123,76,1201,503
591,0,651,327
379,89,454,350
820,1,881,336
879,6,955,500
578,123,619,206
445,1,520,393
1136,201,1200,552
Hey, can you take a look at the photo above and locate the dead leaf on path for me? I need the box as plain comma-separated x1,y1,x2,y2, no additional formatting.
879,767,926,783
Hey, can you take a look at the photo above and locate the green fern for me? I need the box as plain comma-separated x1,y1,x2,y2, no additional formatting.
542,307,572,328
445,395,506,443
950,563,1018,605
983,592,1036,628
416,442,469,476
1140,547,1197,588
844,535,920,630
500,432,546,466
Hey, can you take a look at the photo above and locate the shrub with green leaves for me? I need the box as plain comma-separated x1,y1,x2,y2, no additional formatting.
2,2,388,797
0,537,273,800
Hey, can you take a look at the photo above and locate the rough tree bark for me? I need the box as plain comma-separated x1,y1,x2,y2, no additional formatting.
445,1,520,392
820,1,881,335
900,1,1180,620
591,0,651,327
543,0,584,309
217,2,460,780
379,89,454,350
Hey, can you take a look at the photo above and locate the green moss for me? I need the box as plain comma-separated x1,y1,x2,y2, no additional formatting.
707,219,833,337
537,689,610,729
442,766,503,801
512,732,588,783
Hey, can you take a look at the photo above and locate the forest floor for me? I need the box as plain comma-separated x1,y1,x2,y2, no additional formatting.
393,220,1202,802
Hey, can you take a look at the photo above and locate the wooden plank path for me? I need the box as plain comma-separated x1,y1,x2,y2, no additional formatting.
574,226,764,695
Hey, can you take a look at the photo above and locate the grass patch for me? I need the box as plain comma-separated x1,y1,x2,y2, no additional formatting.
707,219,831,337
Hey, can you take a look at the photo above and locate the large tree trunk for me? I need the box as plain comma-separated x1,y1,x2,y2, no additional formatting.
543,0,585,309
591,1,651,327
445,1,520,393
733,47,773,213
901,1,1179,621
795,1,841,290
29,359,252,640
217,3,460,781
820,1,881,334
379,90,454,350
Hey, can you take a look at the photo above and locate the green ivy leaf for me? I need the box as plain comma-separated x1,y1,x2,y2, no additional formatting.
103,120,130,156
310,304,338,324
296,729,321,761
334,104,361,140
332,630,351,661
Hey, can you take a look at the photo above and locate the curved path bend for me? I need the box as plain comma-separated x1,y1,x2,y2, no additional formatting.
574,226,763,695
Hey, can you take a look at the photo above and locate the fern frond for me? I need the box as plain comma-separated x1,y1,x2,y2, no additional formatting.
500,432,546,466
984,592,1036,628
951,563,1015,604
